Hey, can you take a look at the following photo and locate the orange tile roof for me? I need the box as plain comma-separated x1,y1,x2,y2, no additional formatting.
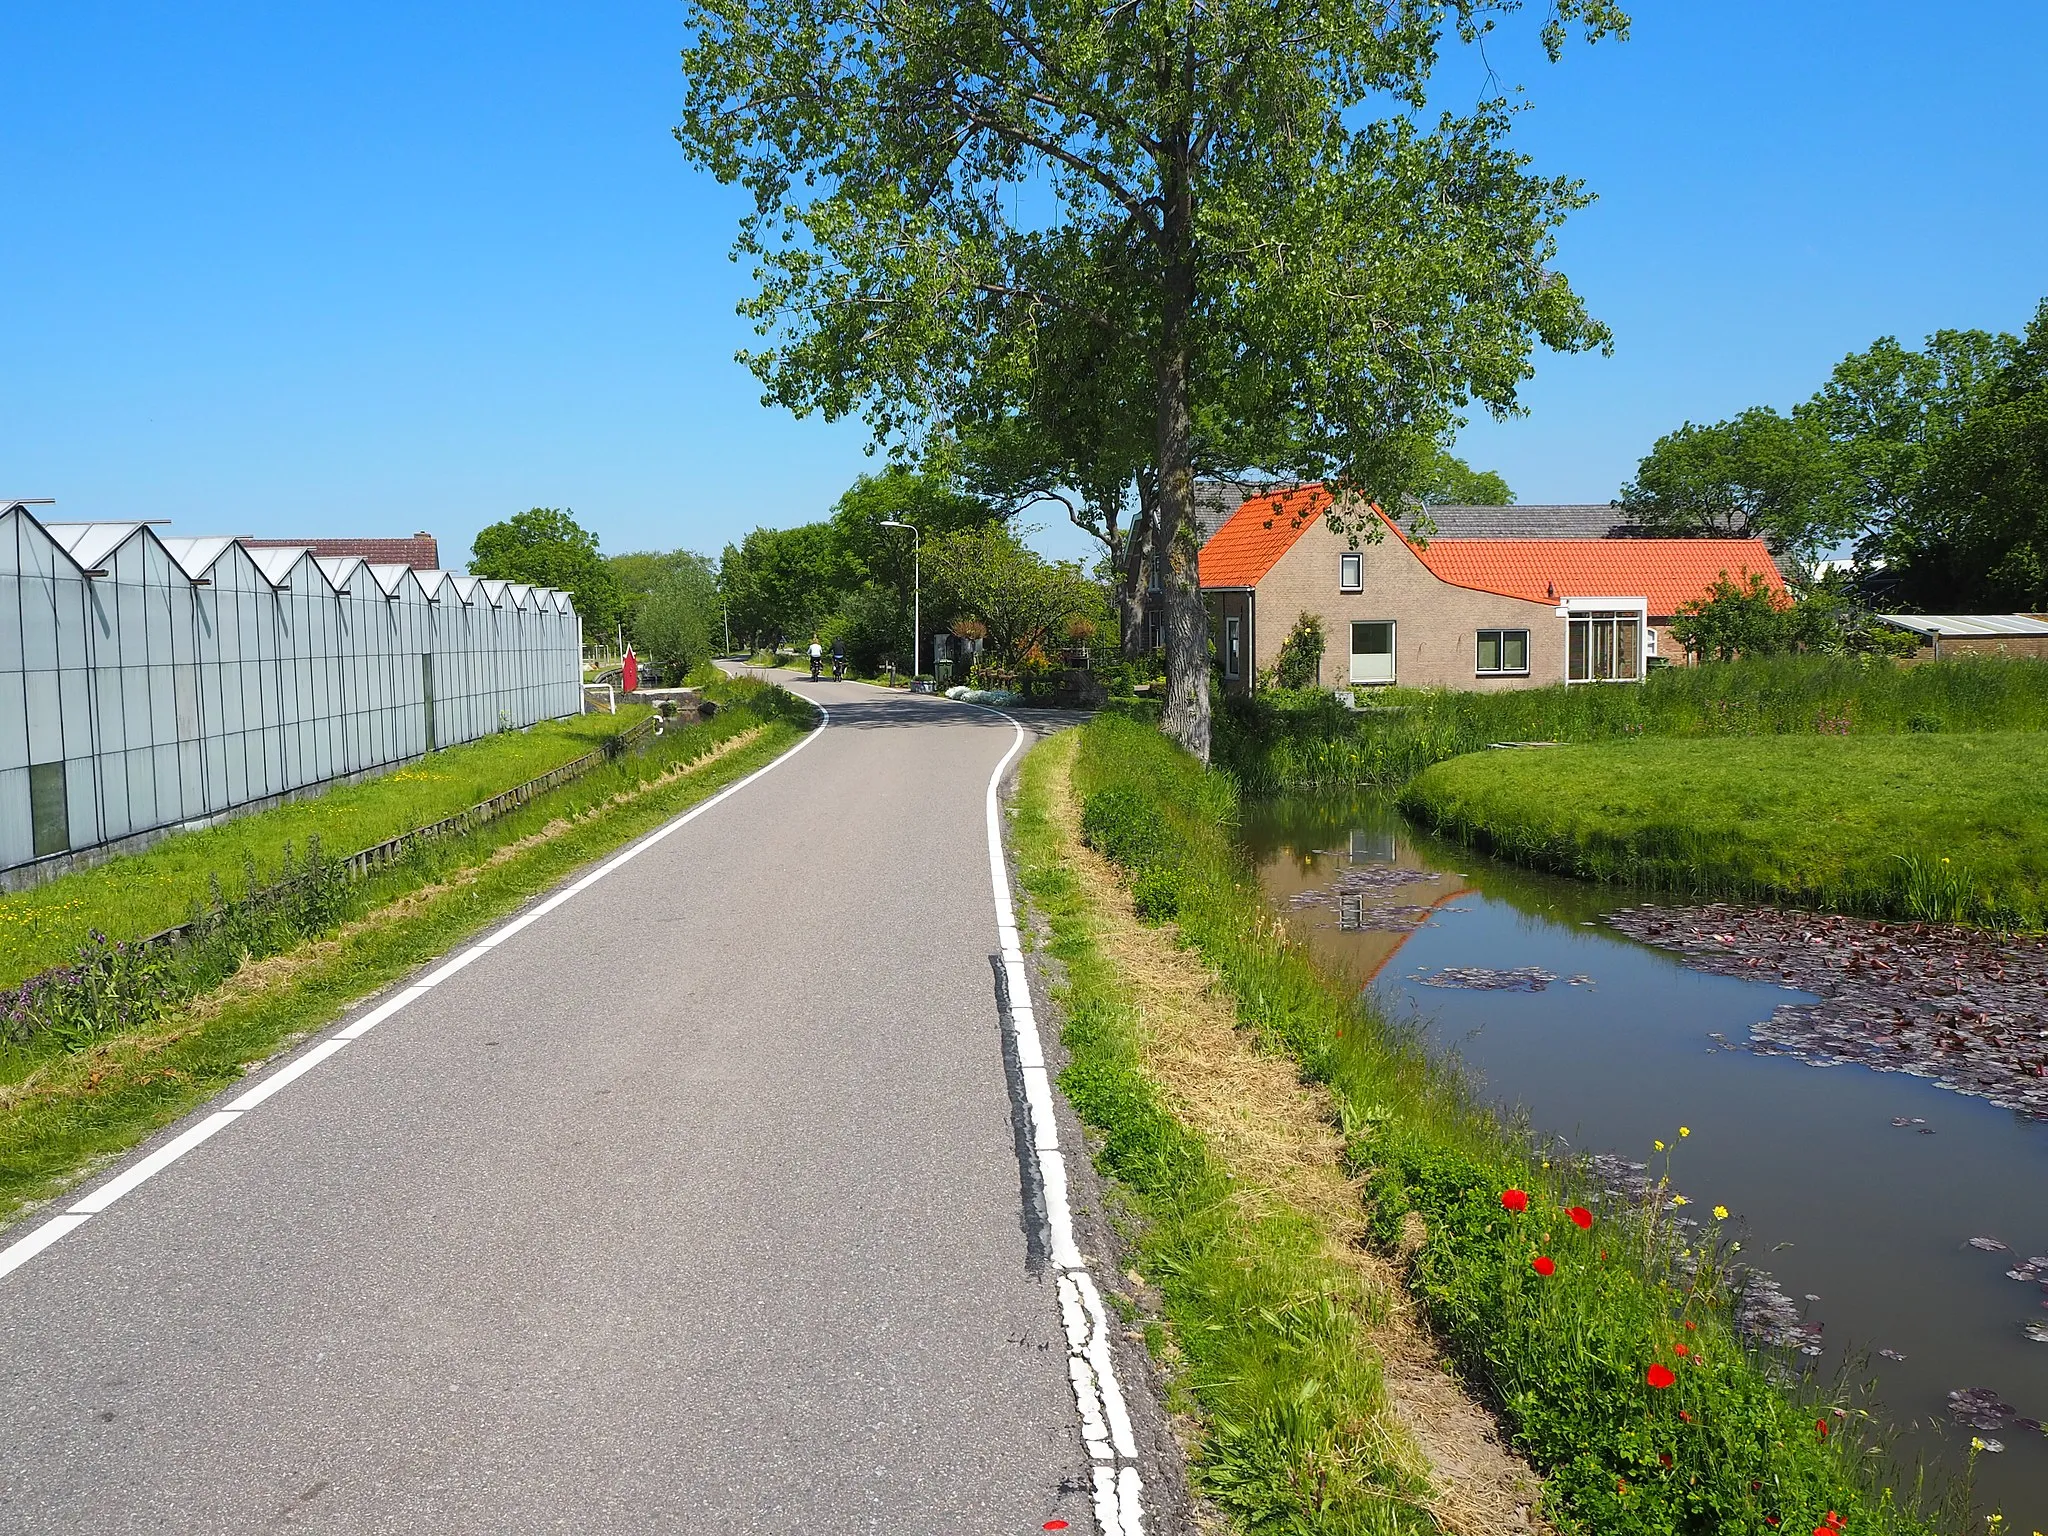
1411,536,1784,615
1198,484,1332,587
1199,482,1784,615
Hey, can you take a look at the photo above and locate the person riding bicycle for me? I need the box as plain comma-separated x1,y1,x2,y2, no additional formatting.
831,638,846,679
808,637,823,680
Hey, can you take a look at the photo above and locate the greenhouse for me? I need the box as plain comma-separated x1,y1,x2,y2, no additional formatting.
0,501,583,879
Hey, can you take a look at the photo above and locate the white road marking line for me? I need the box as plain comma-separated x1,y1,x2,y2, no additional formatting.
68,1112,241,1215
974,706,1148,1536
225,1038,351,1111
0,704,830,1283
0,1214,93,1282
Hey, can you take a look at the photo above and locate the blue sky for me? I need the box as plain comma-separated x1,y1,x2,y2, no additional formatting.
3,3,2044,571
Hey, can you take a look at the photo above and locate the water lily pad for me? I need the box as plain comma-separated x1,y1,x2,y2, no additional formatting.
2024,1320,2048,1343
1418,965,1559,993
1947,1387,2018,1430
1878,1348,1907,1361
1975,1437,2006,1453
1968,1237,2010,1252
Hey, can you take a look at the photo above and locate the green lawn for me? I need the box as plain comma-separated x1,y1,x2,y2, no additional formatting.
1400,732,2048,928
0,709,648,988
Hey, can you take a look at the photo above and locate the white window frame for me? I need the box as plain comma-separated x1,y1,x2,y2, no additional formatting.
1349,619,1395,685
1558,597,1649,684
1224,615,1242,679
1338,551,1363,592
1475,628,1530,677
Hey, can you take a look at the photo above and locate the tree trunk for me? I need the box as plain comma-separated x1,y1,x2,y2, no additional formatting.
1155,113,1210,761
1119,472,1155,660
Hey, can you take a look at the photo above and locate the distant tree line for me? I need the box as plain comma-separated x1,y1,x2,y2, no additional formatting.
1621,297,2048,611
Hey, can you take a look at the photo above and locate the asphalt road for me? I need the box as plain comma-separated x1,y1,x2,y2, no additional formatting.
0,681,1134,1533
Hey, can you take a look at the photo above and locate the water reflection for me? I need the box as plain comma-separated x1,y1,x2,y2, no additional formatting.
1239,792,2048,1522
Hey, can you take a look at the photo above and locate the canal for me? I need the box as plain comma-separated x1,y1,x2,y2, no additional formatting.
1240,792,2048,1525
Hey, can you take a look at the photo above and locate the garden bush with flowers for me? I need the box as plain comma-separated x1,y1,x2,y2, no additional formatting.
1072,712,1949,1536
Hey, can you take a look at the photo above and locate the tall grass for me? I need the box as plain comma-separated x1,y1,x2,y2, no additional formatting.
1068,714,1953,1536
1216,654,2048,792
0,708,654,988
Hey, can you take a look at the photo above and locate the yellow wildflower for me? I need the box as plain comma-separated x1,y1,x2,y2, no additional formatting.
1679,1126,1691,1138
1671,1195,1690,1207
1653,1140,1666,1152
1713,1205,1730,1220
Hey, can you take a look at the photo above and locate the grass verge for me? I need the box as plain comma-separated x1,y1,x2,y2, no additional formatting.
1216,654,2048,794
0,684,812,1227
1062,713,1952,1536
1400,733,2048,930
0,707,653,987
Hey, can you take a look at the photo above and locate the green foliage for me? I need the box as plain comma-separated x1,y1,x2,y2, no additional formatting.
1417,447,1515,507
1214,653,2048,793
0,710,649,990
1618,407,1853,560
717,520,848,646
924,522,1107,662
470,507,624,633
630,555,721,680
1667,571,1794,662
1401,732,2048,929
1272,612,1327,690
821,584,910,673
1065,715,1945,1536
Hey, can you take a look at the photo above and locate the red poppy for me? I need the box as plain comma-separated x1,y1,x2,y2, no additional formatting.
1684,1320,1697,1331
1501,1189,1529,1212
1600,1250,1609,1261
1646,1364,1677,1389
1678,1410,1692,1423
1659,1452,1673,1468
1816,1419,1829,1438
1822,1513,1841,1531
1673,1343,1690,1357
1565,1204,1594,1229
1750,1481,1761,1493
1531,1255,1556,1277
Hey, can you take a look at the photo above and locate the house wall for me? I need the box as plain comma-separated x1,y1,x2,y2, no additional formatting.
1900,634,2048,664
1246,520,1567,691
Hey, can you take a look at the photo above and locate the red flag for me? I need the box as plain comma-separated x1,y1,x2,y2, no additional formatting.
622,649,638,692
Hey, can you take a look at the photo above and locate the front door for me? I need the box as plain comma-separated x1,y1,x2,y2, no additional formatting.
1349,620,1395,685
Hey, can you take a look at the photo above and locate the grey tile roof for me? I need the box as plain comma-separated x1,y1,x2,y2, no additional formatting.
1875,614,2048,638
1416,504,1648,540
1192,480,1260,545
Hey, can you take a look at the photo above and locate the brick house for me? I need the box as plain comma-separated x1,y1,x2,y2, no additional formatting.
1199,484,1786,693
240,533,440,568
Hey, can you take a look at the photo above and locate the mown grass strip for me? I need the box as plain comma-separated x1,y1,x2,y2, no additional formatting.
1013,732,1440,1535
0,708,653,987
1067,713,1953,1536
1215,653,2048,794
0,692,810,1227
1399,732,2048,930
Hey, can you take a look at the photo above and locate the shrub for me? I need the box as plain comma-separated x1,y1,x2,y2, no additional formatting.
1273,611,1327,690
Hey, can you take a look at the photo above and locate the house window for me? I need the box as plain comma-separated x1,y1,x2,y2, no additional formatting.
1148,620,1164,651
1224,616,1242,679
1338,552,1362,592
1349,620,1395,685
1567,611,1643,682
1476,629,1529,676
29,761,69,858
1147,551,1163,594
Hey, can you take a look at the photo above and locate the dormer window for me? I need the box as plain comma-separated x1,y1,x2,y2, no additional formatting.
1338,552,1362,592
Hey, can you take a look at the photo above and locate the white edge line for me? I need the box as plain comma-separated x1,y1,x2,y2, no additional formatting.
0,700,831,1282
68,1111,241,1215
968,699,1146,1536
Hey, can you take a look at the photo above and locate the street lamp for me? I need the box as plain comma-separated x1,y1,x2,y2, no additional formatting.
879,519,921,682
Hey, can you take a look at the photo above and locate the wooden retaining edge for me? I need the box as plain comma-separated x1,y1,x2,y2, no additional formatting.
127,715,659,955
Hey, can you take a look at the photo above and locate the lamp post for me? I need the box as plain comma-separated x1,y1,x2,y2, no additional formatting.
879,518,920,682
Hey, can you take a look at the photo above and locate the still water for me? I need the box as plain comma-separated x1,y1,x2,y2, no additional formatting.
1240,794,2048,1524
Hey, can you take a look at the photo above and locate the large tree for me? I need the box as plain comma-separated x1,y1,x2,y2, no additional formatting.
679,0,1625,758
1616,406,1853,562
470,507,623,635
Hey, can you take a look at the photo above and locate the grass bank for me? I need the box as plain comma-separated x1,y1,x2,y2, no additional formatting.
1217,654,2048,792
1401,734,2048,930
0,682,812,1226
1058,713,1952,1536
0,708,652,988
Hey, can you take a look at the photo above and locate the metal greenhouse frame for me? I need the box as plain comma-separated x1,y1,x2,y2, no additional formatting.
0,502,583,879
